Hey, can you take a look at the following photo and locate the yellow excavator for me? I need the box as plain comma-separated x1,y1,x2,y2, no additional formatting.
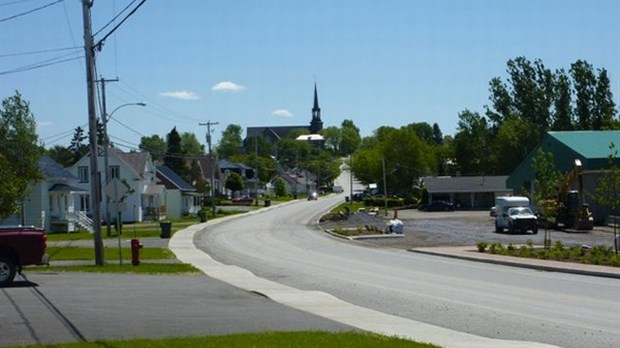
554,159,594,230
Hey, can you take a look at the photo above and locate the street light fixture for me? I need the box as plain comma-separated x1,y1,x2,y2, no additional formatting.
103,102,146,237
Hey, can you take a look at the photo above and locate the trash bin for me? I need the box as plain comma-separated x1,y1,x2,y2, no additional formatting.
159,221,172,239
264,199,271,207
198,210,207,223
345,196,350,203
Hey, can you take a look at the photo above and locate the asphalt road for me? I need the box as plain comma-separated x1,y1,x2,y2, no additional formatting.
0,272,354,347
196,194,620,348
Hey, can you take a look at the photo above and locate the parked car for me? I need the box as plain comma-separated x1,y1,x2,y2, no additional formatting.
490,206,497,217
0,226,48,286
495,206,538,234
418,201,454,212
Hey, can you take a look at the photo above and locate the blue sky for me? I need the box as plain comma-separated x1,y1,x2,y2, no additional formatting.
1,0,618,151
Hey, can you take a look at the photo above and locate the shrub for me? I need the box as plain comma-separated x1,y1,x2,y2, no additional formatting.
476,241,488,252
489,242,505,254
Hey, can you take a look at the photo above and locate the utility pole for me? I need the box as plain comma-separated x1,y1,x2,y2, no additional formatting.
199,121,219,216
82,0,104,266
254,136,258,205
96,77,118,238
382,156,388,217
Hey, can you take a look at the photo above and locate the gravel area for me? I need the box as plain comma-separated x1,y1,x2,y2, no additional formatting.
320,209,618,249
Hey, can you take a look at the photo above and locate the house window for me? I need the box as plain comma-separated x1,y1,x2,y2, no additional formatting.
78,166,89,183
110,165,120,179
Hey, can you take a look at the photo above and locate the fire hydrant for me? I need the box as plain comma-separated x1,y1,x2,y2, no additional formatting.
131,238,143,266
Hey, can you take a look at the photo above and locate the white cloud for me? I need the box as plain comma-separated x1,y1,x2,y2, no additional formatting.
272,109,294,118
159,90,201,100
212,81,246,92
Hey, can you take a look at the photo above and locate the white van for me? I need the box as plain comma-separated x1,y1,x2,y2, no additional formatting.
494,196,538,234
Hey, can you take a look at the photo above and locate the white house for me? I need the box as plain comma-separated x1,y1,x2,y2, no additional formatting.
68,148,166,223
156,165,201,218
1,156,90,233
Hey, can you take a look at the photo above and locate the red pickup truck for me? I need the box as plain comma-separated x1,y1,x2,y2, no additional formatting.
0,226,48,286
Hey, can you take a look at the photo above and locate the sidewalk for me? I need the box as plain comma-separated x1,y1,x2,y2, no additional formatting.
410,246,620,279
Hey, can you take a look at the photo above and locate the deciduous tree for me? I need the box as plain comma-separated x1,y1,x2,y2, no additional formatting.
0,92,42,218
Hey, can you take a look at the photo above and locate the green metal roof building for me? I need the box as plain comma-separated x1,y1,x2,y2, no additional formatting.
507,131,620,191
507,130,620,223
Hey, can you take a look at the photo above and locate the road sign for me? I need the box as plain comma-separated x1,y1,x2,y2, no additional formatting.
105,177,130,203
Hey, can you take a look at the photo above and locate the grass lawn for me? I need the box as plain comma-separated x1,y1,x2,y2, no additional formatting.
25,263,199,275
45,246,175,260
8,331,439,348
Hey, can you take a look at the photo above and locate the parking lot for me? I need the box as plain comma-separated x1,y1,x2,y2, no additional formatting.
323,209,617,249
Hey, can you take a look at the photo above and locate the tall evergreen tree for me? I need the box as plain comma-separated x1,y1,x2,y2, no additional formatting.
69,126,89,163
165,127,187,177
432,123,443,145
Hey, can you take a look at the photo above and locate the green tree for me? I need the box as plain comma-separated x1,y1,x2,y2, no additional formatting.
593,69,618,130
188,159,209,195
570,60,597,130
592,142,620,220
552,68,573,130
339,119,361,156
139,135,167,161
165,127,187,178
273,177,287,197
0,92,42,218
225,172,244,194
407,122,434,144
69,126,89,163
181,132,204,156
432,123,443,145
531,148,562,247
452,110,493,175
493,117,539,175
46,145,75,167
321,126,341,154
217,124,243,158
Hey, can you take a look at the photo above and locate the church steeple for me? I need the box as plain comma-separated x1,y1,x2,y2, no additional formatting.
309,83,323,134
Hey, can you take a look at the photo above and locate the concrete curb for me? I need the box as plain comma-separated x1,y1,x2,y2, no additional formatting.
169,206,560,348
409,247,620,279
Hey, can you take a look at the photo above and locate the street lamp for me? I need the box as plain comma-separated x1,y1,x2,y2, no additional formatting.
103,102,146,237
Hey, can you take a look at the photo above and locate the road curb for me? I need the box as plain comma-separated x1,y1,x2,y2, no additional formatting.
408,248,620,279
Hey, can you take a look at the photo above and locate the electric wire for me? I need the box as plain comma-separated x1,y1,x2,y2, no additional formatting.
0,0,40,6
0,54,82,75
61,0,83,72
0,0,64,23
94,0,147,50
0,46,80,57
92,0,138,38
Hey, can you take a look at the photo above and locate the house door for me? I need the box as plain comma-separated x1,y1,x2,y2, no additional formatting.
78,194,90,212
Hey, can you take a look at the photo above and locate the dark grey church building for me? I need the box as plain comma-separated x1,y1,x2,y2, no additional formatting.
246,84,324,143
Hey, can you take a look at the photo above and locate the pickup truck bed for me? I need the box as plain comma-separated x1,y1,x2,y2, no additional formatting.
0,226,48,286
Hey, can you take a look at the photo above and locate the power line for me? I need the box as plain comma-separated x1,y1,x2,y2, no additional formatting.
94,0,147,50
0,46,80,57
0,0,64,23
0,54,82,75
92,0,138,37
0,0,41,6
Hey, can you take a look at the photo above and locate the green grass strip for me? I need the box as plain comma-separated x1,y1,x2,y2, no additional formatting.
46,246,175,261
25,263,199,275
8,331,439,348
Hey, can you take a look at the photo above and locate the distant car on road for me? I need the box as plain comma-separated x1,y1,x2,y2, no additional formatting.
308,191,318,200
418,201,454,212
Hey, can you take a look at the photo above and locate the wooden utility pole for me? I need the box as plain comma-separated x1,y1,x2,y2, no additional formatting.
199,121,219,216
82,0,104,266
